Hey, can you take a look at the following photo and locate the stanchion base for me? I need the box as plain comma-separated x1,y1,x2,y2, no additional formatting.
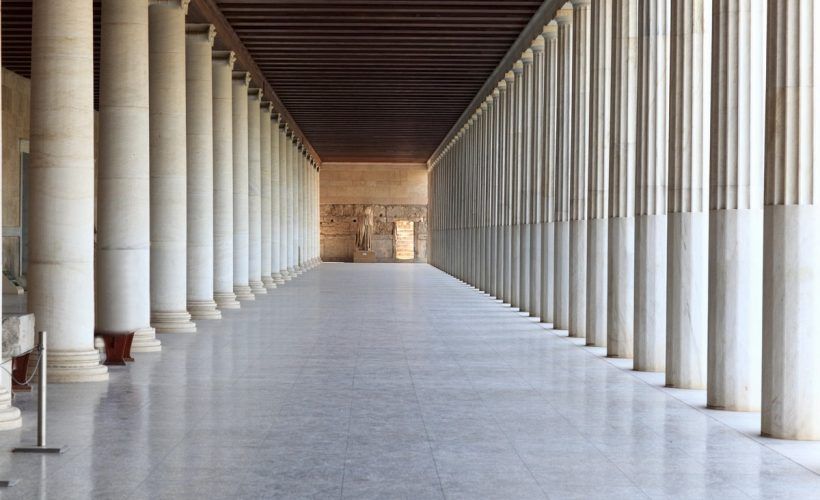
0,479,19,487
12,446,66,454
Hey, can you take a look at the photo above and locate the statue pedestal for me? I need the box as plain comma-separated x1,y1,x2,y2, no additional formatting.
353,250,377,263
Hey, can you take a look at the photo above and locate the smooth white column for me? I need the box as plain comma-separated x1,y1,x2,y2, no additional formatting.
271,116,285,284
634,0,669,372
585,0,611,347
232,72,254,300
541,22,559,326
97,0,160,352
666,0,711,389
607,0,637,358
185,24,220,320
707,0,765,412
260,102,275,289
0,0,22,425
149,0,196,333
212,51,240,309
761,0,820,440
247,88,266,294
286,133,296,277
554,4,573,331
29,0,109,381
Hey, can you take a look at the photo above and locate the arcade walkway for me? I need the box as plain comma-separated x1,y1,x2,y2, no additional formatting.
0,264,817,499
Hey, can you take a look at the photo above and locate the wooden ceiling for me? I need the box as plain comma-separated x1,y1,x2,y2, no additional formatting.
217,0,543,162
1,0,544,163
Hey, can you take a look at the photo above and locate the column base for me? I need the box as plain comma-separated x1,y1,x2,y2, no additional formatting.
188,300,222,320
249,280,267,294
131,326,162,353
214,291,241,310
272,272,286,285
0,389,21,430
285,268,295,280
234,285,256,301
262,276,277,289
151,311,197,334
47,349,109,383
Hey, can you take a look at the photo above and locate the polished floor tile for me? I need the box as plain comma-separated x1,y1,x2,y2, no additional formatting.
0,263,817,499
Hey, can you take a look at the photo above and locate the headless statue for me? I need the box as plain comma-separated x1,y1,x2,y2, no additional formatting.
356,206,374,252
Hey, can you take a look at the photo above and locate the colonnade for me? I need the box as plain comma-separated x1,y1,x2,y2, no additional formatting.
429,0,820,441
20,0,321,385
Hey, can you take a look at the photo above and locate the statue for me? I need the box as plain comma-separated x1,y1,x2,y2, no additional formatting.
355,206,374,252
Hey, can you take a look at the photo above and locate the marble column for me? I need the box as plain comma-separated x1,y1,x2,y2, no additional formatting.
554,4,573,331
278,125,291,281
569,0,591,339
707,0,764,411
260,101,275,289
270,114,284,284
29,0,109,381
503,71,515,304
520,51,535,314
185,24,221,320
585,0,612,347
540,22,559,326
149,0,196,333
247,88,266,294
607,0,637,358
666,0,711,389
761,0,820,440
286,133,297,277
232,71,254,300
530,37,546,320
511,61,523,309
633,0,669,372
488,89,500,299
0,0,22,424
97,0,161,352
212,51,240,309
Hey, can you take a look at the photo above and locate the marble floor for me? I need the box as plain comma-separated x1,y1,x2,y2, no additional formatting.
0,263,818,499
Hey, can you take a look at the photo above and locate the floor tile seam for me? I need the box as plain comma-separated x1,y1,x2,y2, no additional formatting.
339,308,364,500
400,324,449,500
538,327,820,477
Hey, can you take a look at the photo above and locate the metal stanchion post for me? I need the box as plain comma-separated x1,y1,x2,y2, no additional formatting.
13,331,65,454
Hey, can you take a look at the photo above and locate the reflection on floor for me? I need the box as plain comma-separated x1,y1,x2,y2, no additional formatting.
0,263,817,499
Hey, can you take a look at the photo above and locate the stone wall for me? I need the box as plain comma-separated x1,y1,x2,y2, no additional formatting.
321,204,427,263
319,162,429,263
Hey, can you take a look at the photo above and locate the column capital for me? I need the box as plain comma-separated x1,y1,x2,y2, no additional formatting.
248,87,264,100
504,70,515,83
555,3,573,25
185,23,216,47
213,50,236,70
261,100,274,114
150,0,190,14
233,71,251,86
570,0,590,6
532,35,545,53
543,21,558,40
493,87,501,99
513,60,524,74
521,49,534,65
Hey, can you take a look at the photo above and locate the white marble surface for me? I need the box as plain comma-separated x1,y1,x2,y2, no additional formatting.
0,263,816,499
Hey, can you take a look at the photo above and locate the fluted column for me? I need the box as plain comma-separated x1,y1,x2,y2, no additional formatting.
569,0,591,339
149,0,196,333
271,115,284,283
278,125,291,281
530,37,546,320
540,22,559,326
212,51,240,309
762,0,820,440
554,4,573,331
488,89,499,299
260,101,274,288
666,0,711,389
232,71,254,300
97,0,161,352
585,0,611,347
707,0,764,411
607,0,637,358
29,0,108,381
495,79,508,301
286,133,297,276
247,88,266,294
185,23,220,320
517,53,531,312
634,0,669,372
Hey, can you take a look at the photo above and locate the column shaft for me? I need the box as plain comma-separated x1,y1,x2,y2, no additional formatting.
247,88,266,294
541,22,559,325
232,72,254,300
554,5,573,331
